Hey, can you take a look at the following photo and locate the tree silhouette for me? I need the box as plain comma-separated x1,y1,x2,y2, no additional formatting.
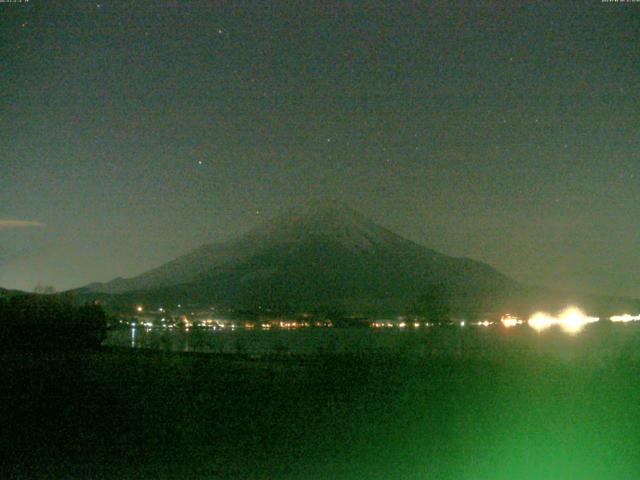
34,283,56,294
0,294,107,350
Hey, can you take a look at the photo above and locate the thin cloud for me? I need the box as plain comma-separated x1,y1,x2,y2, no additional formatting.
0,220,45,229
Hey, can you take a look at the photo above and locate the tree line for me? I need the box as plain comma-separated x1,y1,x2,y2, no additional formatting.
0,293,108,350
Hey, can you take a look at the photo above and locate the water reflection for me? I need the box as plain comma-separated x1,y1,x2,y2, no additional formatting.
105,321,640,363
131,325,136,348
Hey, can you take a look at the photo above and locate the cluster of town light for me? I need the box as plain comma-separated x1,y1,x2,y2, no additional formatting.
132,305,640,334
500,314,523,328
371,321,437,328
526,307,599,334
370,311,640,331
499,308,599,334
609,314,640,323
499,308,640,334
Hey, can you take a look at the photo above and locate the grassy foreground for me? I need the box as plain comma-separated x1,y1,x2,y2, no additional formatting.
2,344,640,479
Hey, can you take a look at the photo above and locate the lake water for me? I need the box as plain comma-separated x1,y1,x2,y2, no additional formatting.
104,323,640,362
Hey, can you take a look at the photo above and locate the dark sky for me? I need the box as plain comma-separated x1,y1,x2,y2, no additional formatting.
1,0,639,297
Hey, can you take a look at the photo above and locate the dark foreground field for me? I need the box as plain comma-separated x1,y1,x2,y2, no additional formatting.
2,341,640,479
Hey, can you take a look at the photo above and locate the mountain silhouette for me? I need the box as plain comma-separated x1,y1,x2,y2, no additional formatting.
82,202,524,316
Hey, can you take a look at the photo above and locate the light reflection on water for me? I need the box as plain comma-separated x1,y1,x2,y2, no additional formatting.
105,323,640,361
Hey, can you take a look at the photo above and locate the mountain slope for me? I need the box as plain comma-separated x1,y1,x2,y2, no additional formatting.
83,202,523,315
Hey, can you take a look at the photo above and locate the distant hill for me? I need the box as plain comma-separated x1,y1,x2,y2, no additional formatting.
0,287,28,298
79,202,640,318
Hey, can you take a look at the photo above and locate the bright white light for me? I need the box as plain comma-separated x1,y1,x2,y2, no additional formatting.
474,320,492,327
501,314,520,328
136,305,143,313
559,307,598,334
528,312,556,332
460,321,465,327
528,307,598,334
610,314,640,323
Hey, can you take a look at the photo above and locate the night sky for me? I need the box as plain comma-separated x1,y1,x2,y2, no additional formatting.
2,1,639,297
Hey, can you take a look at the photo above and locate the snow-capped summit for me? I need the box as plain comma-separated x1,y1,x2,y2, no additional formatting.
245,200,427,253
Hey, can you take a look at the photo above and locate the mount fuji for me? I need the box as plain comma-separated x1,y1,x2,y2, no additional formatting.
82,202,522,315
